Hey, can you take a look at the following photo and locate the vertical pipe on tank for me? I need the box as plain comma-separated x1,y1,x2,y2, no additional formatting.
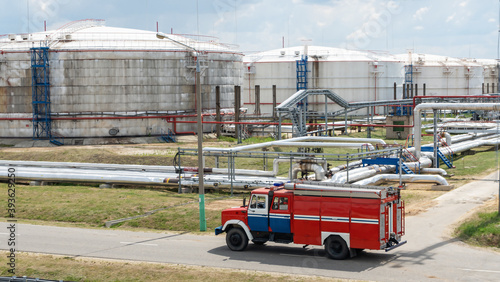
324,94,328,136
272,85,277,120
415,84,418,96
278,113,282,140
394,82,397,100
488,83,490,93
216,86,221,138
483,83,485,94
423,83,426,96
402,84,406,99
393,82,397,116
254,85,261,115
344,111,348,135
411,83,414,98
235,85,241,143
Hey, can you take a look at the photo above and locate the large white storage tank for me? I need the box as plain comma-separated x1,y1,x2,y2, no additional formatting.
477,59,498,94
243,46,405,116
0,20,242,140
396,53,485,97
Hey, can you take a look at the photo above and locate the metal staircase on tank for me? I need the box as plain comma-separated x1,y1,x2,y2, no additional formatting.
294,55,309,137
31,46,52,141
296,55,308,91
402,64,413,115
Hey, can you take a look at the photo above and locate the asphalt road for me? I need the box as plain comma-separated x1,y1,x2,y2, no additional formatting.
1,173,499,281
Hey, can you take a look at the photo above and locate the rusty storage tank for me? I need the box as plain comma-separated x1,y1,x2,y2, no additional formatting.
0,19,242,142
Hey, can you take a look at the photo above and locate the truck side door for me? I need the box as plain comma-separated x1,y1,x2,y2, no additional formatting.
247,194,268,232
269,196,291,233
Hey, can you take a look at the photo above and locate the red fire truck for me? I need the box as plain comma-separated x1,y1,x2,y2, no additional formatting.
215,181,406,259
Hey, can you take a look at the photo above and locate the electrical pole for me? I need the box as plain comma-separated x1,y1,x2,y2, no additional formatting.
196,57,207,231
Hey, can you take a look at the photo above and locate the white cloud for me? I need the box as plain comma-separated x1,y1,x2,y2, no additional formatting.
413,7,429,21
414,26,424,31
489,18,496,23
459,1,469,8
446,13,456,23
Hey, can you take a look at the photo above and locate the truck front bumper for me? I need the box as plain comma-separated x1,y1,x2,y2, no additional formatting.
215,225,223,236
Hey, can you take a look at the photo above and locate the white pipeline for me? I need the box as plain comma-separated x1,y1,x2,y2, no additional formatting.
353,174,449,186
203,136,385,152
414,103,500,158
420,168,448,176
326,165,395,184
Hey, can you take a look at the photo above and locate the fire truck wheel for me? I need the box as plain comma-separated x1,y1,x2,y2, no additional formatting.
226,228,248,251
325,236,349,260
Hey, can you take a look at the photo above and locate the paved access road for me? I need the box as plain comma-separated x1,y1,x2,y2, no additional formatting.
1,173,499,281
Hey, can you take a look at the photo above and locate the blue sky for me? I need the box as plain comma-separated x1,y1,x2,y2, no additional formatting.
1,0,499,58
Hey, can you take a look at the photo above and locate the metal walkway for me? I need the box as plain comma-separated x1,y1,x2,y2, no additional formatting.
276,89,413,137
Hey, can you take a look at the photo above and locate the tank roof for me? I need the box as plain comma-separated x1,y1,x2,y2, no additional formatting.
244,45,403,63
0,19,239,53
394,52,484,67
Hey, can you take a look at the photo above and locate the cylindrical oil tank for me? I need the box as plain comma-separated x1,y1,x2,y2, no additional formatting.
0,20,242,139
243,46,405,116
396,53,485,97
477,59,499,94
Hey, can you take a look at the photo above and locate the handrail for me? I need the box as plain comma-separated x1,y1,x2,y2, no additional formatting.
402,148,419,163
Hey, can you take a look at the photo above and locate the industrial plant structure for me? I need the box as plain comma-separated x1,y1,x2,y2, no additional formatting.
242,46,498,116
0,19,242,142
1,19,499,144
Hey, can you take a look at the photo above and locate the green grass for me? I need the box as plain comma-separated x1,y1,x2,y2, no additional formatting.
0,183,230,231
0,148,176,166
456,209,500,248
445,147,500,186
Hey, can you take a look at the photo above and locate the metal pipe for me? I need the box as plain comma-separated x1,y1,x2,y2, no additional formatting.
414,103,500,158
420,168,448,176
327,165,395,184
291,162,326,181
203,136,383,152
284,183,381,194
353,174,449,186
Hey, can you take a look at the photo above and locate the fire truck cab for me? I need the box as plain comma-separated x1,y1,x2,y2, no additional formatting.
215,182,406,259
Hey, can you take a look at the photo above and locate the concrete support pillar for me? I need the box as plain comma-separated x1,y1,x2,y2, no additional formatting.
254,85,261,115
